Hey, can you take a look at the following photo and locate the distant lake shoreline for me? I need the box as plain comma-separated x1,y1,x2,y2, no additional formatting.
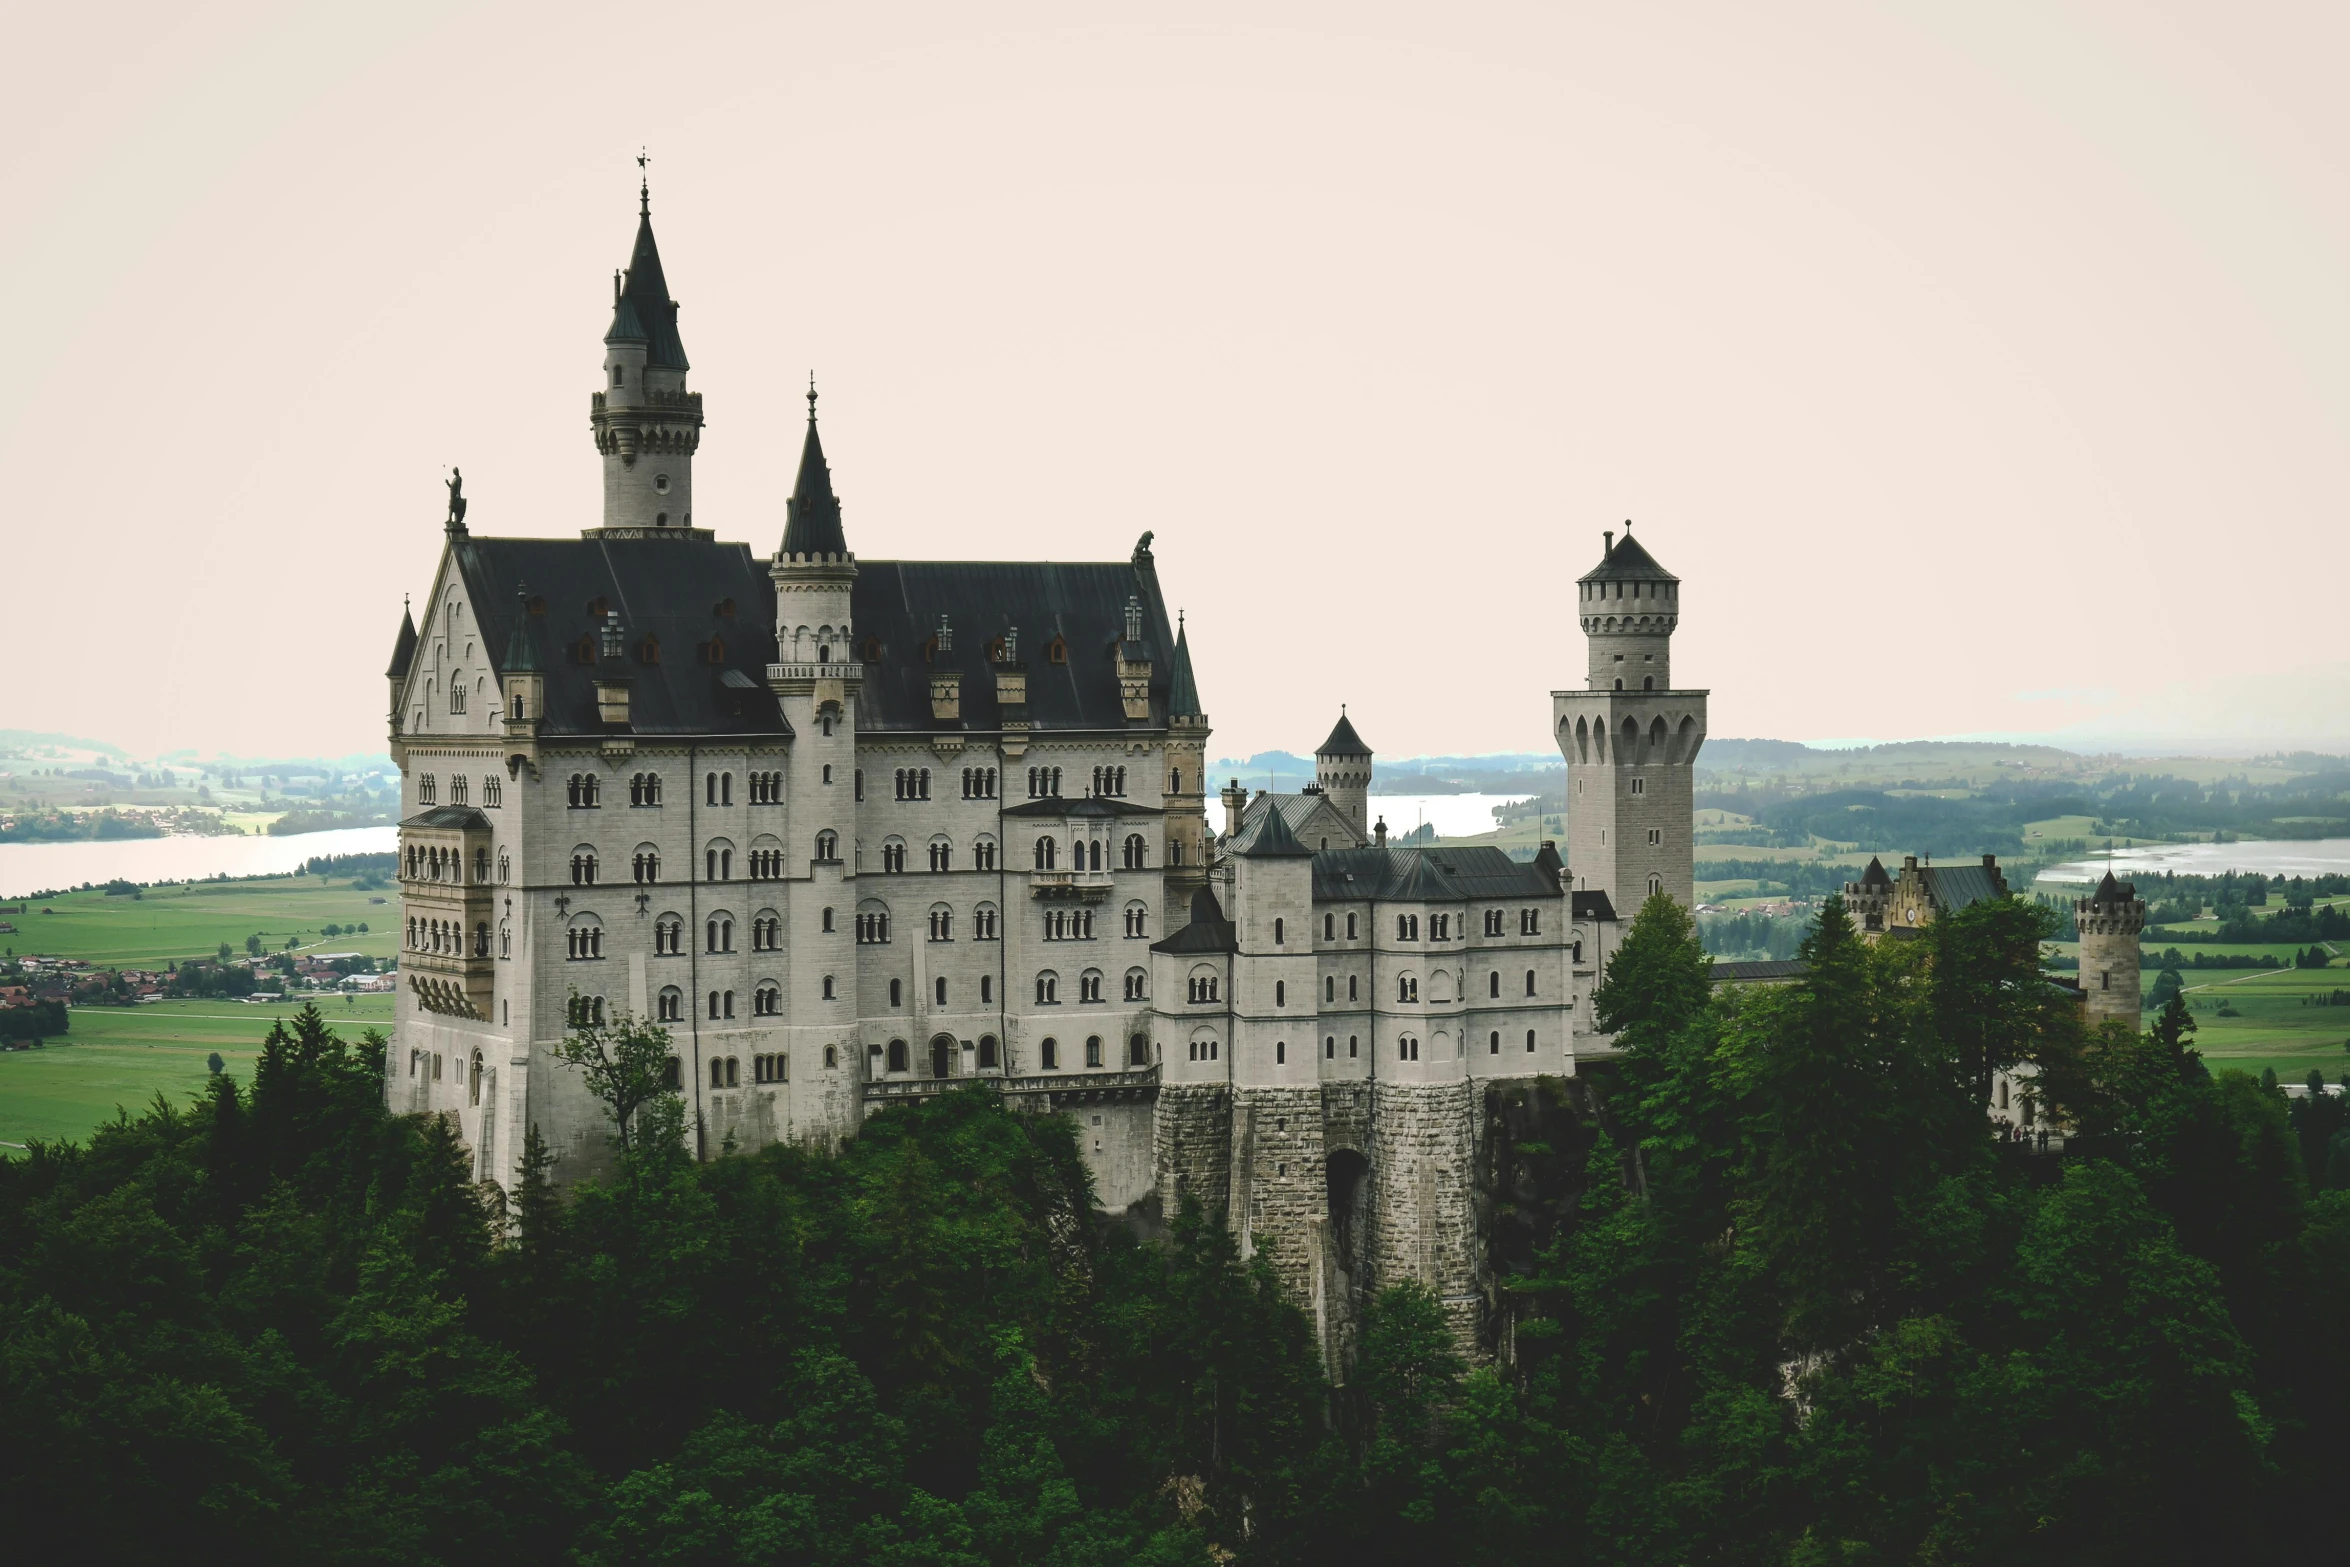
0,827,399,899
2036,838,2350,885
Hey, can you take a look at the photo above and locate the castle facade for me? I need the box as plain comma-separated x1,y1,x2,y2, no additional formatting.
386,189,1705,1355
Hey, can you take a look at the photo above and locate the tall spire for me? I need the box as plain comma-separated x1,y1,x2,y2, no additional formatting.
604,169,688,372
779,379,848,558
1169,610,1203,718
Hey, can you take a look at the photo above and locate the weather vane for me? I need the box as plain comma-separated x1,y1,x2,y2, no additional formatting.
807,372,818,420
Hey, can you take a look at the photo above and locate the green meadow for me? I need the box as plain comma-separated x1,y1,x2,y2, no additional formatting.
1,875,399,967
0,993,396,1148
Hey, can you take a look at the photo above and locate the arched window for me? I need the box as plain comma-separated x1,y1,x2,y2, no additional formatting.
816,831,838,861
1124,968,1148,1001
928,904,953,941
1275,980,1286,1007
570,848,598,885
974,902,999,940
1036,971,1059,1004
889,978,903,1007
1085,1036,1104,1068
1525,969,1537,996
1034,836,1056,871
822,974,836,999
1527,1029,1538,1053
1647,872,1663,898
1129,1033,1150,1067
1040,1037,1060,1069
887,1039,909,1073
1489,971,1500,998
755,983,780,1016
1273,917,1284,945
979,1035,999,1069
658,987,683,1022
1123,833,1147,869
1080,970,1103,1003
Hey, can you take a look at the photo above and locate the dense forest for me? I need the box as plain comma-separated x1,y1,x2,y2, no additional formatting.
4,894,2348,1564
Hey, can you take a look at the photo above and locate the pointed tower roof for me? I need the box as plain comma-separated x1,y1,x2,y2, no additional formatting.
2089,870,2136,904
1169,612,1203,718
1234,794,1317,858
386,601,418,678
1531,839,1565,886
1580,523,1677,584
1317,709,1370,758
779,387,848,558
1859,855,1893,889
502,584,540,673
604,180,690,371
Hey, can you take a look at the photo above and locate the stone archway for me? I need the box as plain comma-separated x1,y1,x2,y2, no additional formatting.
929,1033,956,1080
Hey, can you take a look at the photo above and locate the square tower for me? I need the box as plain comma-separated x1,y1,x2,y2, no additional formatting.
1552,527,1707,911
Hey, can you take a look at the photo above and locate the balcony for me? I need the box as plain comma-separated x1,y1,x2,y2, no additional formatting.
864,1065,1158,1110
403,946,494,1021
1028,868,1117,901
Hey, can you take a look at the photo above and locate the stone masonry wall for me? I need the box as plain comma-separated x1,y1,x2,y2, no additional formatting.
1155,1083,1233,1223
1368,1079,1483,1346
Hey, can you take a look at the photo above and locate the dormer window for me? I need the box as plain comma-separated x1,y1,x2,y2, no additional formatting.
1047,636,1068,665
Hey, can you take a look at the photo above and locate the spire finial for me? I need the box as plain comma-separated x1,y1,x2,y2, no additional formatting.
807,373,818,422
637,147,650,215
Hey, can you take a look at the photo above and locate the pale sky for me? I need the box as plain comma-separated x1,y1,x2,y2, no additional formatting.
7,1,2347,763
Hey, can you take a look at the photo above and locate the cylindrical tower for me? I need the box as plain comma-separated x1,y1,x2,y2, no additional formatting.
589,179,705,536
1578,525,1679,691
2076,872,2146,1031
1314,710,1372,840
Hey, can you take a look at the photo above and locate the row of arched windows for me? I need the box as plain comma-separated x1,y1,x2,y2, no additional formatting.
961,767,998,799
1029,835,1151,872
405,917,490,958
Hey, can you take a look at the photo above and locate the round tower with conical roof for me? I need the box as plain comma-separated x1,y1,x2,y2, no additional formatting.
1314,709,1372,840
1552,524,1708,912
2076,872,2147,1030
589,174,705,537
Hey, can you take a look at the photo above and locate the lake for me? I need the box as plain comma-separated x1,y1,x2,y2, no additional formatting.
2036,838,2350,887
0,827,399,899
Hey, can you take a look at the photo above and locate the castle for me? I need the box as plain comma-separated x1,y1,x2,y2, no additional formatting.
386,185,1715,1357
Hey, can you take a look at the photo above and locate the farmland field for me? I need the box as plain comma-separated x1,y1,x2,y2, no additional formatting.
0,994,395,1148
0,874,398,967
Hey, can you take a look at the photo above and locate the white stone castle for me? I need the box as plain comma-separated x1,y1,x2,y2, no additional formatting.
386,186,1710,1353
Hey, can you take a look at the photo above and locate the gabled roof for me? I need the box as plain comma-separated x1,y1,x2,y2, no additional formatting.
779,411,847,558
850,559,1181,733
2087,871,2138,905
1580,527,1677,584
1310,845,1562,902
1169,616,1203,718
401,805,493,831
453,533,787,738
1233,795,1316,858
1571,889,1618,922
1152,886,1236,954
1711,958,1809,985
605,190,689,371
1236,791,1355,849
1001,796,1163,820
1916,862,2005,913
1317,711,1370,758
387,603,419,679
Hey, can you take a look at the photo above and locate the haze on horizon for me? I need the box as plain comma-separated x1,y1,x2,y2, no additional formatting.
7,1,2348,765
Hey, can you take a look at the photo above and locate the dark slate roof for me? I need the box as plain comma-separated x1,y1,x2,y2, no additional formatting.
1002,796,1162,820
1317,711,1370,758
1310,845,1561,902
501,584,539,673
1234,795,1316,858
387,604,419,679
1918,863,2004,913
1580,528,1676,584
779,414,847,558
1237,792,1347,841
2087,871,2138,904
1168,616,1203,718
605,194,689,371
1152,886,1236,954
454,534,786,738
1531,841,1564,886
1571,889,1618,922
1857,856,1892,889
402,805,493,831
850,559,1178,733
1711,958,1809,984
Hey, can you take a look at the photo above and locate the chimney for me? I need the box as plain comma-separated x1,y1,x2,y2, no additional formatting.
1374,817,1388,847
1602,529,1614,557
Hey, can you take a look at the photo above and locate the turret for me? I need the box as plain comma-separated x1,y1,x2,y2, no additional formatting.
2076,872,2147,1031
770,386,857,665
588,174,705,536
1314,709,1372,839
1577,523,1680,691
